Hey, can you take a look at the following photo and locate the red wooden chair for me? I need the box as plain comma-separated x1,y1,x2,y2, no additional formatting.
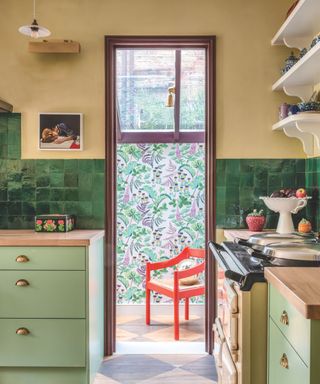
146,247,205,340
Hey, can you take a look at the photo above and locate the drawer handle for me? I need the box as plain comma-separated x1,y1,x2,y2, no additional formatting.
15,279,29,287
280,310,289,325
16,255,29,263
280,353,289,369
16,327,30,336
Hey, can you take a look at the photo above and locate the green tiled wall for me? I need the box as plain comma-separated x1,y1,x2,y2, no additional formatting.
0,114,104,229
216,159,307,229
0,113,314,232
305,157,320,231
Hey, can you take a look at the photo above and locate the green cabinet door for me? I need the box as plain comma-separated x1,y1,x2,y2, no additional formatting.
269,319,309,384
0,247,85,270
269,284,310,365
0,319,86,367
0,271,85,318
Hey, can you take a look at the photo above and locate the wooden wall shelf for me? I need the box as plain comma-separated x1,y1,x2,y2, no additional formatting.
28,39,80,53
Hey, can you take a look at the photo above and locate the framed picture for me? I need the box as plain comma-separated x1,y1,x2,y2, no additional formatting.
39,113,83,151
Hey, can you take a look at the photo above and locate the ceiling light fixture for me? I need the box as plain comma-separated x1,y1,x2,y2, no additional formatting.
18,0,51,39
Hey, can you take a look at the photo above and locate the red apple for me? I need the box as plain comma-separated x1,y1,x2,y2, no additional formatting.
296,188,307,198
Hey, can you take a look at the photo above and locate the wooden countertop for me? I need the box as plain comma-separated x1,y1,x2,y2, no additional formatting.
265,267,320,320
224,229,271,241
0,230,105,246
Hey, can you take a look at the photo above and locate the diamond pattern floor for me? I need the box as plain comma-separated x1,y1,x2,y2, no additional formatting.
116,314,204,342
95,354,218,384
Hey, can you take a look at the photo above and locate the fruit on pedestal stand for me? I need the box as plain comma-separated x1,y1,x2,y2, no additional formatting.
270,188,296,198
246,209,265,231
296,188,307,198
298,218,312,233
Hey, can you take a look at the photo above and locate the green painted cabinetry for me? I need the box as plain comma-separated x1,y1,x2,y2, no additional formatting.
268,284,320,384
0,238,104,384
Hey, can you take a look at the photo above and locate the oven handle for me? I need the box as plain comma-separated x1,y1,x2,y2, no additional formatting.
234,237,251,247
225,270,246,285
209,241,247,286
246,247,273,261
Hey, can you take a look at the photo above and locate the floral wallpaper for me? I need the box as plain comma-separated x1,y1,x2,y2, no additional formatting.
116,143,205,304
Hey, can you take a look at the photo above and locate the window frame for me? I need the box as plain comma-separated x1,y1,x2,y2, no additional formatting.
114,39,207,143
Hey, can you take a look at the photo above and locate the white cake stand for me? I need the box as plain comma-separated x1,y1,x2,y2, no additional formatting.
259,197,310,234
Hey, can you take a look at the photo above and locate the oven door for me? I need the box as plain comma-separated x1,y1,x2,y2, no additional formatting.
213,242,239,352
221,343,238,384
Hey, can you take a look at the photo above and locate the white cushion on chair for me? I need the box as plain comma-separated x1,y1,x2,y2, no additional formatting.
149,278,204,291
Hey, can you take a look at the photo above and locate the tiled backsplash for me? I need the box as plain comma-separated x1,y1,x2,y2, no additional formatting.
0,113,317,232
216,158,307,229
0,114,104,229
305,158,320,231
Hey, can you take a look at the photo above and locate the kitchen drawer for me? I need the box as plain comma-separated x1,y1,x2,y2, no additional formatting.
0,271,85,318
0,319,85,367
0,247,85,270
269,284,310,365
269,318,309,384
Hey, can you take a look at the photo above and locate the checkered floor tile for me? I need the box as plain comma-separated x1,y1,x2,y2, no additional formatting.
95,354,218,384
117,314,204,342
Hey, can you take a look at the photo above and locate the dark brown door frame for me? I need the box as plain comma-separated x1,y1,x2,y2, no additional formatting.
105,36,216,355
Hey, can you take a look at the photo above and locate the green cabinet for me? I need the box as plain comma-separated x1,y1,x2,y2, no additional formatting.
0,238,104,384
268,284,320,384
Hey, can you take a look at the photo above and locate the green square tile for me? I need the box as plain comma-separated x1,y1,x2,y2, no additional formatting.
35,160,50,173
50,173,64,187
79,173,93,190
64,173,78,188
50,160,64,173
8,182,21,201
7,202,21,215
240,159,255,173
0,202,8,216
216,159,226,174
50,188,64,201
22,202,36,215
95,159,105,172
240,173,254,188
65,188,79,201
226,172,239,188
0,145,8,158
0,215,8,229
77,201,93,216
21,186,35,202
64,160,79,172
226,159,240,174
281,173,296,188
36,176,50,187
78,160,94,173
64,201,79,213
35,202,50,214
79,189,92,201
36,188,50,201
49,202,65,213
296,159,306,173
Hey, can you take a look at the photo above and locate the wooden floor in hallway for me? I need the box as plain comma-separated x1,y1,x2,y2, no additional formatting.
94,354,218,384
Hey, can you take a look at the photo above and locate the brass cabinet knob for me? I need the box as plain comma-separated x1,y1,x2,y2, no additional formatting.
15,279,29,287
280,310,289,325
16,327,30,336
280,353,289,369
15,255,29,263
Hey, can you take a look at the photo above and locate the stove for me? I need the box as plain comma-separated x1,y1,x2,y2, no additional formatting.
209,240,320,384
210,241,320,291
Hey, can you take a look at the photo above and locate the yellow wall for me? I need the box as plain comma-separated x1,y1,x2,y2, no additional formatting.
0,0,303,159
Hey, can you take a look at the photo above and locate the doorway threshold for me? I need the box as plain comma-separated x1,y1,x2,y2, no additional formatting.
116,341,206,354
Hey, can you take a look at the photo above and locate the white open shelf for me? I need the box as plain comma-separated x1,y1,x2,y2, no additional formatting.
272,113,320,156
272,42,320,101
272,0,320,49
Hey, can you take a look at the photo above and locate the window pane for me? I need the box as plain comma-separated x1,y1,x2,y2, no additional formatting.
180,49,206,131
116,49,175,131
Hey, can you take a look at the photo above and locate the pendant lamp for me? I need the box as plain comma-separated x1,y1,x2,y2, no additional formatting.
18,0,51,39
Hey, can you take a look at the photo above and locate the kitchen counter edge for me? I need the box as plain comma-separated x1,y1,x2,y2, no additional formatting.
0,229,105,246
265,267,320,320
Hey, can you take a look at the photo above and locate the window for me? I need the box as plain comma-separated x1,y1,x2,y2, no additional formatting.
116,47,206,143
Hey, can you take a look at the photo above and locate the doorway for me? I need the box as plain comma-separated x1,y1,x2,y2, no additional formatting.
105,36,216,356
